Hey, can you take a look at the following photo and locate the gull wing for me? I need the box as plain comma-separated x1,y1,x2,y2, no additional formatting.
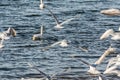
28,63,51,80
106,55,120,69
104,65,117,74
11,28,16,37
47,8,60,25
77,58,97,67
60,14,81,26
100,29,114,40
95,47,115,65
43,40,62,50
78,58,101,74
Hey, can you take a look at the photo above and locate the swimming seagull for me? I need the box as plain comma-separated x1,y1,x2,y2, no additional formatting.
42,39,68,50
100,8,120,16
100,29,120,40
103,55,120,77
0,27,16,40
32,25,43,40
39,0,45,10
77,58,101,75
47,8,81,29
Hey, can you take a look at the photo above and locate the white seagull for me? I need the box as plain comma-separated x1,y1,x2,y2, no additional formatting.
47,8,80,29
100,28,120,40
32,25,43,40
25,63,70,80
100,8,120,16
39,0,45,10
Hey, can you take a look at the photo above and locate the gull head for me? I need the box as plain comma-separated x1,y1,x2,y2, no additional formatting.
100,29,114,40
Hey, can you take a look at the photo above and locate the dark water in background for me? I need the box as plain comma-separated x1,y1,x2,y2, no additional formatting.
0,0,120,80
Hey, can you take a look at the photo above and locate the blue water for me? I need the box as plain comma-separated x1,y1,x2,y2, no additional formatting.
0,0,120,80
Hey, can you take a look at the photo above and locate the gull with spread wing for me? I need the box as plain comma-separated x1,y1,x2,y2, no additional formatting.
74,58,101,75
47,8,80,29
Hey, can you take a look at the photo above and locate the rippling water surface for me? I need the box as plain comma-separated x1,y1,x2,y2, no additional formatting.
0,0,120,80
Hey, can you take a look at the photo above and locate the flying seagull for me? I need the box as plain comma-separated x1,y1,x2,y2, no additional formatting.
28,63,51,80
76,58,101,75
47,8,81,29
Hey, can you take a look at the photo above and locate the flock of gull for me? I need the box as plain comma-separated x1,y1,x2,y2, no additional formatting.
1,0,120,80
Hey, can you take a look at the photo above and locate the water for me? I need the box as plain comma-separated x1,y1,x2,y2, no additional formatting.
0,0,120,80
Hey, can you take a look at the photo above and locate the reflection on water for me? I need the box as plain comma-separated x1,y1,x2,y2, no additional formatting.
0,0,120,80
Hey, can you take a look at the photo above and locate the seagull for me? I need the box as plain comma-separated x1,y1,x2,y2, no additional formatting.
77,58,101,75
95,47,115,65
47,8,80,29
100,28,120,40
103,55,120,77
32,25,43,40
100,8,120,16
42,39,68,50
27,63,70,80
0,27,16,40
39,0,45,10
